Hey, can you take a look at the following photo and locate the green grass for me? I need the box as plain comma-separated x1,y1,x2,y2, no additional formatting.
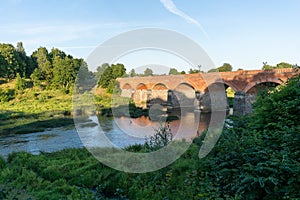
0,82,135,134
0,143,222,200
0,88,75,134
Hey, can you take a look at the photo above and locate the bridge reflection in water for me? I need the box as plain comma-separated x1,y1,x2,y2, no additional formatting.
110,109,223,144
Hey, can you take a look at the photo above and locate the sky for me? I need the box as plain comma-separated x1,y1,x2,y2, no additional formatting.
1,0,300,72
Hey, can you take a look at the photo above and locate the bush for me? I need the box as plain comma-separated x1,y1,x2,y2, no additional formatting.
145,122,173,151
0,88,15,102
205,75,300,199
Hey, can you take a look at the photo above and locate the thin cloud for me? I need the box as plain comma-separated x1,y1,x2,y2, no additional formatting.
160,0,209,38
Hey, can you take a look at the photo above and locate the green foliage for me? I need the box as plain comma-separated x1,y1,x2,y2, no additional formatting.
218,63,233,72
145,122,173,151
30,68,43,87
51,56,81,91
31,47,53,84
95,63,110,81
253,75,300,128
98,63,126,93
262,61,293,70
143,67,153,76
168,68,180,75
189,68,200,74
0,88,15,102
208,63,233,73
207,68,218,73
14,73,26,92
205,75,300,199
129,69,136,77
0,43,21,79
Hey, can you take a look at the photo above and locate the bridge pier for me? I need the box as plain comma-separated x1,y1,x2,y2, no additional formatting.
233,91,246,116
233,91,257,116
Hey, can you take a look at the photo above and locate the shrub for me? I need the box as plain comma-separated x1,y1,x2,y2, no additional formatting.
0,88,15,102
205,75,300,199
145,122,173,151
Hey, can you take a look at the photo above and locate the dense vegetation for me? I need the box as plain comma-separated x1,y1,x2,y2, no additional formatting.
262,62,296,70
208,63,233,73
0,74,299,199
0,42,90,93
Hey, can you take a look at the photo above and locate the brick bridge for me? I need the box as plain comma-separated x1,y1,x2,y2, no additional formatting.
117,68,298,115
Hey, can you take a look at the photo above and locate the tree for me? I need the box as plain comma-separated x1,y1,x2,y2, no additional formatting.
144,68,153,76
207,68,218,73
208,63,233,73
0,43,20,79
16,42,28,77
0,54,8,78
31,47,53,85
75,61,95,92
49,48,67,61
189,68,200,74
98,63,126,93
30,68,42,87
169,68,179,75
217,63,232,72
111,63,126,78
51,56,81,91
276,62,293,69
95,63,110,81
262,62,293,70
180,71,186,74
129,69,137,77
15,73,26,92
262,61,275,70
204,74,300,199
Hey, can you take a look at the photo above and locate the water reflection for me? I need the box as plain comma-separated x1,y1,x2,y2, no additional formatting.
0,112,214,158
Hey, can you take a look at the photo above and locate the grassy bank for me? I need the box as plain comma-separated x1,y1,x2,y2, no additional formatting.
0,87,75,135
0,142,218,200
0,83,149,134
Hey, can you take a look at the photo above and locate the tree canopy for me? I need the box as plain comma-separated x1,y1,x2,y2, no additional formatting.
0,42,89,93
97,63,126,93
262,61,294,70
189,68,200,74
208,63,233,73
144,68,153,76
169,68,180,75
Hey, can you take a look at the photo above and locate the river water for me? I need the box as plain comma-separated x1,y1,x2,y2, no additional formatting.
0,112,218,159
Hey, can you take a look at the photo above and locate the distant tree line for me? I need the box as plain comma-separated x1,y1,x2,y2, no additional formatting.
262,62,295,70
0,42,89,93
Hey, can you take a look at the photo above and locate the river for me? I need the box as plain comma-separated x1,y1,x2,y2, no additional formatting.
0,112,219,159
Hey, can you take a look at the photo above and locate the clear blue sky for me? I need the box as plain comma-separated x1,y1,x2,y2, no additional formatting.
1,0,300,71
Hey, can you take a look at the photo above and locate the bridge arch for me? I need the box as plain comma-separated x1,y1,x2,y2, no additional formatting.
244,79,282,94
136,83,148,90
198,80,237,93
122,83,132,89
201,82,233,113
172,83,196,107
175,82,195,90
152,83,168,90
148,83,169,106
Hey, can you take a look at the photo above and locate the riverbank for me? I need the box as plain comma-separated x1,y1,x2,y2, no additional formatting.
0,84,149,135
0,84,178,135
